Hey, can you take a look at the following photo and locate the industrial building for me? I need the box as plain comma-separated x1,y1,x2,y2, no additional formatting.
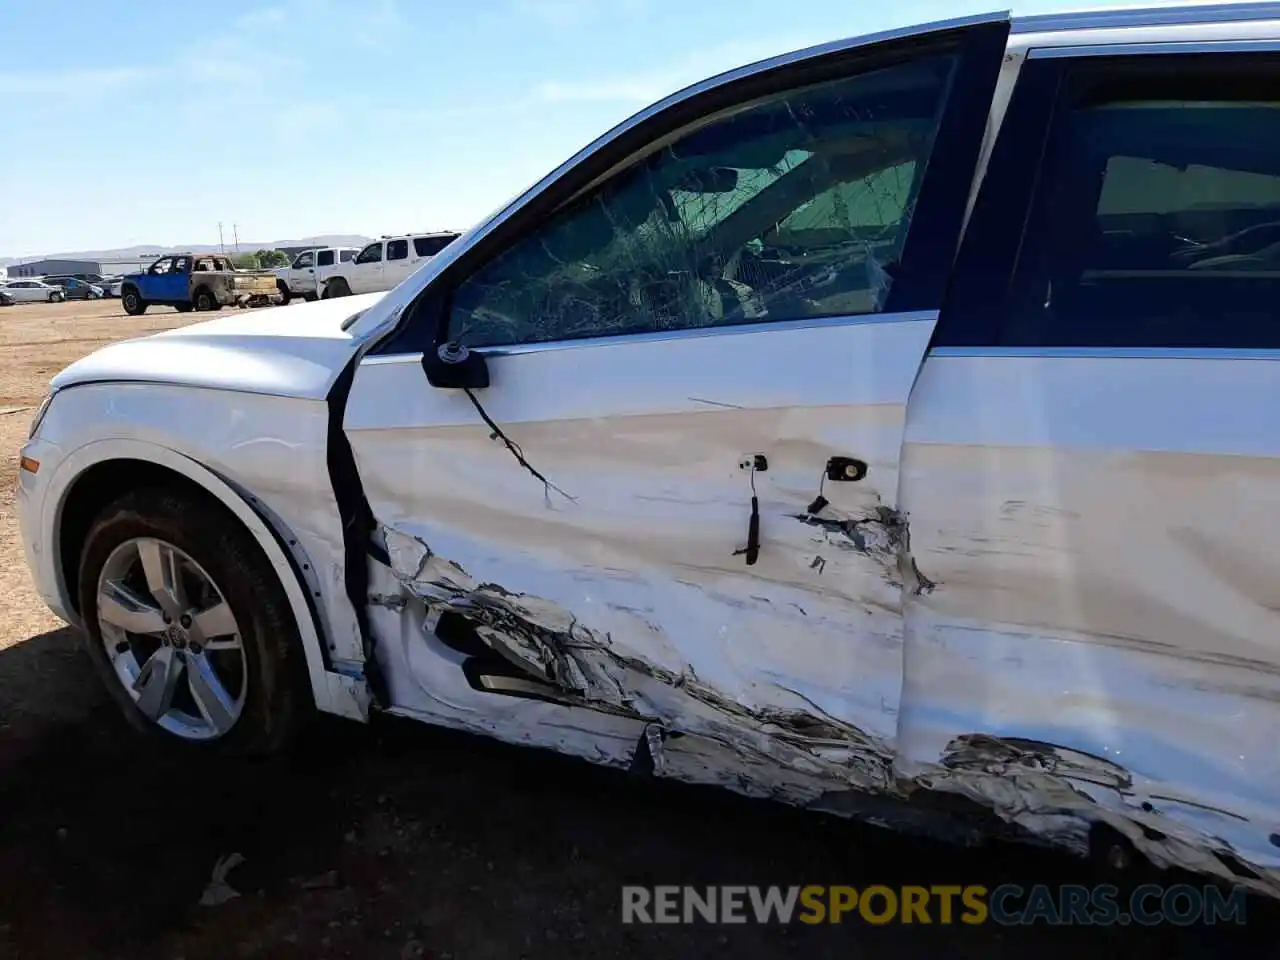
6,255,162,279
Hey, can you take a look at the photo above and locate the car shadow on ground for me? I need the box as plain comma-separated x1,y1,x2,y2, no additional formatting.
0,627,1276,959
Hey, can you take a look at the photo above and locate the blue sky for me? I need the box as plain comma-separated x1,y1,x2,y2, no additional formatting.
0,0,1145,256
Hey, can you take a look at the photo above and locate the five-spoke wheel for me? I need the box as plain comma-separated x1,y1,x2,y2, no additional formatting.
77,488,308,755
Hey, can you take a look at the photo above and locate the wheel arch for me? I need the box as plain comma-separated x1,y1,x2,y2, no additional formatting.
48,439,369,721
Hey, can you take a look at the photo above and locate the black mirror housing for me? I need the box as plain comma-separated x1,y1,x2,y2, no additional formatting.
422,342,490,389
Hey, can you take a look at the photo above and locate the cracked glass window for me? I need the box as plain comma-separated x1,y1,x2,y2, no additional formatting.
449,54,957,348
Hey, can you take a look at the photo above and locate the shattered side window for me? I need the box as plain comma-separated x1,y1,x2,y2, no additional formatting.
449,53,957,348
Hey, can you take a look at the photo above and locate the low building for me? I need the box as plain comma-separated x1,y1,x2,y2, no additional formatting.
6,258,100,279
6,255,164,279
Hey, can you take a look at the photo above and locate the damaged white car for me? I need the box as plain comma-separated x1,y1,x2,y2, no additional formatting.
18,3,1280,897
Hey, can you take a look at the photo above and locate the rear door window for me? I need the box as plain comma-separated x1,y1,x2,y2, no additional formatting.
413,235,455,257
387,239,409,261
317,250,335,267
999,57,1280,348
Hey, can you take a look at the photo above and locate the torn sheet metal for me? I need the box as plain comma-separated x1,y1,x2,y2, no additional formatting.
381,524,897,796
376,520,1280,899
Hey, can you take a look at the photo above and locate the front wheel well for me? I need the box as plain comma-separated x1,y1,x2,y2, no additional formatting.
59,459,254,616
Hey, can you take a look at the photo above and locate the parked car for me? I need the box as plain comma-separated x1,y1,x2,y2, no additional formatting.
74,273,124,298
119,254,280,315
19,3,1280,899
320,233,458,298
275,247,360,304
43,276,105,300
0,279,65,303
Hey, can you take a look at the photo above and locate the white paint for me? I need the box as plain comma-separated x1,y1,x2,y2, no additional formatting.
347,314,938,780
49,294,381,400
900,352,1280,884
16,387,368,720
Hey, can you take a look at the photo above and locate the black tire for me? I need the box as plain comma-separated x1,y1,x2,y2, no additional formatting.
174,303,194,313
326,277,352,298
276,280,291,306
121,287,148,315
304,292,318,302
77,488,310,756
193,287,218,312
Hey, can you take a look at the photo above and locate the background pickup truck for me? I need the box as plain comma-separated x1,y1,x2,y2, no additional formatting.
275,246,359,304
120,253,280,316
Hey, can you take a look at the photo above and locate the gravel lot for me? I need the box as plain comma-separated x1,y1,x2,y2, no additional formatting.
0,298,1274,958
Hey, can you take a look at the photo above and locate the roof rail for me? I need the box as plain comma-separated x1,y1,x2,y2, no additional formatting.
1012,1,1280,33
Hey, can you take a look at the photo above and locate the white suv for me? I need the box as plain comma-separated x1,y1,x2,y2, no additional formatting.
19,3,1280,900
321,232,459,298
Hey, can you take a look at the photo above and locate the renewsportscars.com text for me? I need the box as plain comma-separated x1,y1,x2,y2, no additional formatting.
621,884,1247,926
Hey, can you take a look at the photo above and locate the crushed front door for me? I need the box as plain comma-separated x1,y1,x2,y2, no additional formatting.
345,14,1010,803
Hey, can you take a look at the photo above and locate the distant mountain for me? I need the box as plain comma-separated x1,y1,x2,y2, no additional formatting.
1,235,374,266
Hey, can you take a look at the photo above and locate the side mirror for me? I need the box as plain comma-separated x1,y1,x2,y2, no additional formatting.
422,341,490,390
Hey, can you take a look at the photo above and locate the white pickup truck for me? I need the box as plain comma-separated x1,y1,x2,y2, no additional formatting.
320,232,459,298
275,247,360,304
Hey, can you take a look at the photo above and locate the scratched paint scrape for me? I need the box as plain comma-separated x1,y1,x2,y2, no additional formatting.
375,517,1280,899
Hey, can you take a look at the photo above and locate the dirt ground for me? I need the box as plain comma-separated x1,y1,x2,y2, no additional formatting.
0,298,1275,959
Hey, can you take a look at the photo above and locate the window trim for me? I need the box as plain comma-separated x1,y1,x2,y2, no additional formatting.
368,15,1011,357
362,309,940,365
1029,38,1280,59
934,46,1280,351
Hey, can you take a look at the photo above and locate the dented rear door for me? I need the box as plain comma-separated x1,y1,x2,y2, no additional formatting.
899,42,1280,886
344,15,1010,802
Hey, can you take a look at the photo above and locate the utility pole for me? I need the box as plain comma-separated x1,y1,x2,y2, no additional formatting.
217,222,225,254
232,223,240,253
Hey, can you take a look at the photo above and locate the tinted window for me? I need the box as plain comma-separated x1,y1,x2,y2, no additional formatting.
295,251,315,268
413,235,455,257
317,250,335,267
1002,66,1280,348
355,243,382,264
340,250,355,262
387,239,408,261
448,54,956,348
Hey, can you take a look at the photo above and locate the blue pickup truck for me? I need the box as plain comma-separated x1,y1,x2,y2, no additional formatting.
120,253,280,315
